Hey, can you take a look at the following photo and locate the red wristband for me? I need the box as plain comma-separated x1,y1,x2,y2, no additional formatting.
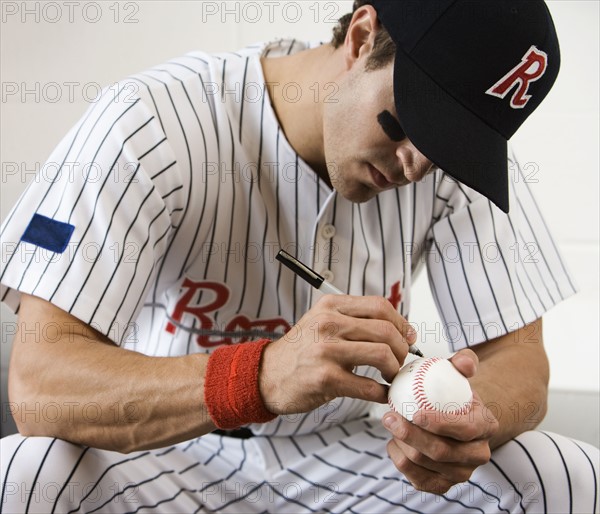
204,339,277,429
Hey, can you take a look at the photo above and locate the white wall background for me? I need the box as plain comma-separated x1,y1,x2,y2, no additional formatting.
1,1,598,445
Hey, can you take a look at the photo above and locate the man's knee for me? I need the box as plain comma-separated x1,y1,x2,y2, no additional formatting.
496,430,599,513
1,434,91,513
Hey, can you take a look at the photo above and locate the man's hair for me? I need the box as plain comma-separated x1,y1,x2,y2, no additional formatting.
331,0,396,71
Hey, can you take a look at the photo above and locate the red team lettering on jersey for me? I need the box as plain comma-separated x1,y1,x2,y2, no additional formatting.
485,45,548,108
387,281,402,310
166,278,291,347
167,278,404,347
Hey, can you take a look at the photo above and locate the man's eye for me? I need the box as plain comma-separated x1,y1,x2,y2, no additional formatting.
377,110,406,142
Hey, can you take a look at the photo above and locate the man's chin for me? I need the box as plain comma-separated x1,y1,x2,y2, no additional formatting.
335,184,379,204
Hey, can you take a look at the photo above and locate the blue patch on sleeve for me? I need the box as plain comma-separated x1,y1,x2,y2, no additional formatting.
21,214,75,254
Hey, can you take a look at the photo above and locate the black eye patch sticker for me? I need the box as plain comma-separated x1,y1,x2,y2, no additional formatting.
377,110,406,142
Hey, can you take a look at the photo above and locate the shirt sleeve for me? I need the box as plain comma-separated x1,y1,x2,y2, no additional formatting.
425,147,577,351
0,83,186,345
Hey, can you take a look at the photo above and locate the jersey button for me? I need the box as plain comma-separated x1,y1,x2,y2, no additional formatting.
321,224,336,239
321,270,334,282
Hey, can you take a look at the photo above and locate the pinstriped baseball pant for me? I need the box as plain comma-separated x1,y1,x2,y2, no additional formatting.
1,418,598,514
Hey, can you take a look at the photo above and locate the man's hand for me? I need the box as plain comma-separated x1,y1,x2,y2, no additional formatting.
259,294,417,415
383,350,499,494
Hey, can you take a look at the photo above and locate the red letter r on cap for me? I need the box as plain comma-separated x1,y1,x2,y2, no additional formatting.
486,45,548,109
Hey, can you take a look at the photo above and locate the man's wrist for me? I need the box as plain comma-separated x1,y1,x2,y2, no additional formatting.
204,339,277,429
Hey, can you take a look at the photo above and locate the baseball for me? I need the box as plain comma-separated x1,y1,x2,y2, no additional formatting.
388,357,473,422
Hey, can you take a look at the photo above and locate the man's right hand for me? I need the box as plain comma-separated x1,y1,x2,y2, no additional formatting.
258,294,417,415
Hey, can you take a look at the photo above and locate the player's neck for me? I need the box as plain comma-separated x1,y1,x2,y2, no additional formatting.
261,44,342,185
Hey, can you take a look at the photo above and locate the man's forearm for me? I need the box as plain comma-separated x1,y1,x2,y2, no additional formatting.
10,295,216,452
469,318,549,449
11,339,214,452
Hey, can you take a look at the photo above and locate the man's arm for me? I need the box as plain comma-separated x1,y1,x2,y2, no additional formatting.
384,318,549,493
470,317,549,448
9,293,216,453
9,292,417,452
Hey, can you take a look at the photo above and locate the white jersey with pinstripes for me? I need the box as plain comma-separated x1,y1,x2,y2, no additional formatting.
0,39,576,439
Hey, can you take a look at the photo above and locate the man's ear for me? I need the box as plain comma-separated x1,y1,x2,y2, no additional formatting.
343,5,380,70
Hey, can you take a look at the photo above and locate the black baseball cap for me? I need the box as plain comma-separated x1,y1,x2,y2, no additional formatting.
368,0,561,213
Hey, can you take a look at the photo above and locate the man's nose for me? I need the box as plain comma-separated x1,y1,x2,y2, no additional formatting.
395,141,434,182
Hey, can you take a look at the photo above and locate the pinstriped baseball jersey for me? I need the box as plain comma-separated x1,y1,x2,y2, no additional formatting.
0,40,575,438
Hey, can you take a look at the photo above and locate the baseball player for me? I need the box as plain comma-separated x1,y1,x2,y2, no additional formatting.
1,1,598,512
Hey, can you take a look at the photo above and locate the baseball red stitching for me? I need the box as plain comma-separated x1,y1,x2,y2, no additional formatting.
413,358,437,411
388,358,472,417
412,358,471,415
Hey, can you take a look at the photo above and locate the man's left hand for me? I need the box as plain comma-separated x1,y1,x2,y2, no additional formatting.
383,350,499,494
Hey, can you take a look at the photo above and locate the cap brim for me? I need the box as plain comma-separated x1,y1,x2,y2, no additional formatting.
393,50,509,213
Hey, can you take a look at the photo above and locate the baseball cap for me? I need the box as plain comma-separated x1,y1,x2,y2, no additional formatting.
368,0,561,213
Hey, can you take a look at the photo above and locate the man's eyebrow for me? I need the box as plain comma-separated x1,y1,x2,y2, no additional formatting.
377,110,406,142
